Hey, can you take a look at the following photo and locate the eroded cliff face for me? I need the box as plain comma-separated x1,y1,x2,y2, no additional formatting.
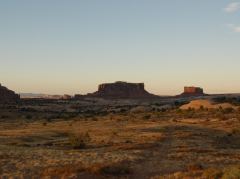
0,84,20,103
179,86,205,97
89,81,156,98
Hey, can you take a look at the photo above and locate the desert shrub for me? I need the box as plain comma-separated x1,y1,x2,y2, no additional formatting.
41,164,85,177
222,165,240,179
216,112,227,120
153,102,161,106
223,107,235,114
91,117,98,121
187,163,203,171
68,132,91,149
183,110,195,118
231,128,240,135
42,122,47,126
218,106,223,112
199,105,204,111
119,108,127,113
25,114,33,119
63,113,77,120
202,168,223,179
176,108,182,114
213,96,240,106
187,107,195,111
99,162,132,175
0,115,9,119
46,118,52,122
142,114,151,120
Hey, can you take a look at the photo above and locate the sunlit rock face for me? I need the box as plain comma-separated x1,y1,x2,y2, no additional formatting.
88,81,156,98
179,86,205,97
0,84,20,103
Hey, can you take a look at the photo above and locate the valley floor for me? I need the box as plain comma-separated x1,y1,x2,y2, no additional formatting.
0,111,240,178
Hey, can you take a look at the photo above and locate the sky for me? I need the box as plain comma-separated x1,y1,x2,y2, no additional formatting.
0,0,240,95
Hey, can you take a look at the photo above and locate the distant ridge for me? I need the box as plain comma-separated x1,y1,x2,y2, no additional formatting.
20,93,71,99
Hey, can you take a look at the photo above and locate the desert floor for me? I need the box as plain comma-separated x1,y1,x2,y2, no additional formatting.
0,106,240,178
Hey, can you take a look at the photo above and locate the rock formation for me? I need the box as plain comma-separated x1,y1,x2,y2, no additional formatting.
74,94,85,100
87,81,156,98
0,84,20,103
61,94,72,100
179,86,205,97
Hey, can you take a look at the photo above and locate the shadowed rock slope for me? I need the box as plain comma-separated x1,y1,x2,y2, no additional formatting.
0,84,19,103
88,81,157,99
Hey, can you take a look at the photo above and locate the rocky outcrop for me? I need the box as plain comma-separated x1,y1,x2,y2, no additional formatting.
61,94,72,100
74,94,85,100
88,81,156,98
179,86,205,97
0,84,20,103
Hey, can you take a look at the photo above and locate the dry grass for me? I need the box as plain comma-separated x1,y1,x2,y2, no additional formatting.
0,102,240,178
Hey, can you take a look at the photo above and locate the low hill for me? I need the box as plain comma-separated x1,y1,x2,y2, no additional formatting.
180,99,238,110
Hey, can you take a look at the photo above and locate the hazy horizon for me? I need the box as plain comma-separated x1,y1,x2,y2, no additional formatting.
1,0,240,95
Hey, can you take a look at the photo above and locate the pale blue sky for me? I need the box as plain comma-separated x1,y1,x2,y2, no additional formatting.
0,0,240,95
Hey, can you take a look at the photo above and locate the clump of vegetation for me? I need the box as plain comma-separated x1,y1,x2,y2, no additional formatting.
42,122,47,126
0,115,9,119
213,96,240,106
68,132,91,149
98,162,132,176
62,113,78,120
183,108,195,118
231,128,240,135
200,165,240,179
222,165,240,179
187,163,203,172
202,168,223,179
91,117,98,121
142,114,151,120
223,107,235,114
176,108,182,114
215,112,227,121
25,114,33,119
41,164,85,178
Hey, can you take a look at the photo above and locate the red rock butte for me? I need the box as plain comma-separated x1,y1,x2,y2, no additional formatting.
0,84,20,103
179,86,205,97
87,81,157,98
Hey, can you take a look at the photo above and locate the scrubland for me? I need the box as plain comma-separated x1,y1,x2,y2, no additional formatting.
0,98,240,178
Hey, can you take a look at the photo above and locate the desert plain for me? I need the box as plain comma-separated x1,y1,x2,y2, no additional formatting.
0,97,240,178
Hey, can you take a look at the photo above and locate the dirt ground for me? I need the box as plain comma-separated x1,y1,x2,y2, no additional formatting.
0,105,240,179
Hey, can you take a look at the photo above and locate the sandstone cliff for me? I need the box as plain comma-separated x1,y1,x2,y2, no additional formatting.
179,86,205,97
0,84,20,103
88,81,156,98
